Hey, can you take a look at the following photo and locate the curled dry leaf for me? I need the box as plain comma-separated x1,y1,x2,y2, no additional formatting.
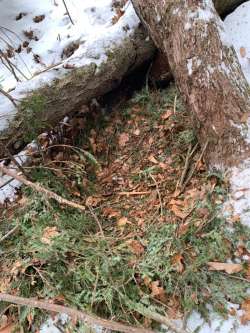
169,199,188,219
150,280,167,302
128,240,145,255
161,109,172,120
41,226,60,245
117,216,130,227
85,196,102,207
148,154,159,164
118,132,129,147
133,129,140,136
171,253,185,273
102,207,120,219
241,299,250,324
112,8,125,24
240,46,246,58
207,262,243,274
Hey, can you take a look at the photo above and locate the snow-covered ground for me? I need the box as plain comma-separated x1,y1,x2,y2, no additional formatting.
1,1,250,332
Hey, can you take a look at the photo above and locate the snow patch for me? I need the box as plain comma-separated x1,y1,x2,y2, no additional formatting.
187,6,214,22
184,22,191,30
187,58,193,75
224,158,250,227
224,1,250,83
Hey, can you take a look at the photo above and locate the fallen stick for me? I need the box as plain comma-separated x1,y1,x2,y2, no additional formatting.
0,164,86,212
0,293,154,333
117,191,151,196
0,224,19,243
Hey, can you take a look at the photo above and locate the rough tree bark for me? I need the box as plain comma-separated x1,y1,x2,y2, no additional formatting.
0,0,247,159
132,0,250,169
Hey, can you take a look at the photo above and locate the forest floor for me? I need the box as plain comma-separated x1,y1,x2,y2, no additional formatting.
1,84,250,332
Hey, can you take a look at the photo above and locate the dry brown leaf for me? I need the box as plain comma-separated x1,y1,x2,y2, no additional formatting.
118,133,129,147
112,8,125,24
240,46,246,58
0,323,16,333
159,162,168,170
241,112,250,123
244,264,250,280
128,240,145,255
207,262,242,274
41,226,60,245
10,261,24,277
241,299,250,324
171,206,187,219
169,201,187,219
133,129,140,136
161,109,172,120
102,207,120,219
148,137,154,145
171,254,185,273
143,276,151,287
178,223,190,236
117,216,130,227
150,281,167,302
85,196,102,207
148,154,158,164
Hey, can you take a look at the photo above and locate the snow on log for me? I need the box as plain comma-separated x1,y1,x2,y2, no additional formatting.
0,1,154,157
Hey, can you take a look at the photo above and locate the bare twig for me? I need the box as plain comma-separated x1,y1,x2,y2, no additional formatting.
0,293,154,333
0,52,20,82
0,164,86,212
181,140,208,192
0,29,32,77
150,174,163,216
0,177,14,190
0,144,29,178
62,0,74,25
173,94,177,114
0,87,17,108
0,50,29,80
176,144,192,191
175,143,199,193
87,205,104,238
117,191,151,196
0,224,19,243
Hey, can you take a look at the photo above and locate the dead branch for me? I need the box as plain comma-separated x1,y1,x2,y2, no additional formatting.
87,204,105,238
0,88,18,108
0,293,154,333
0,164,86,212
0,224,19,243
62,0,75,25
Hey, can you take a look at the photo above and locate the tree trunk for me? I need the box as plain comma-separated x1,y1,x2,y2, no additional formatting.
132,0,250,169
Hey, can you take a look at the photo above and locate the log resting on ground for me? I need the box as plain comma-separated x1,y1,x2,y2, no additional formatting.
132,0,250,168
0,0,247,158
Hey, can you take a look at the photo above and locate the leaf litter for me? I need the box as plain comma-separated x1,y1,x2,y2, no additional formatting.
1,85,250,331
